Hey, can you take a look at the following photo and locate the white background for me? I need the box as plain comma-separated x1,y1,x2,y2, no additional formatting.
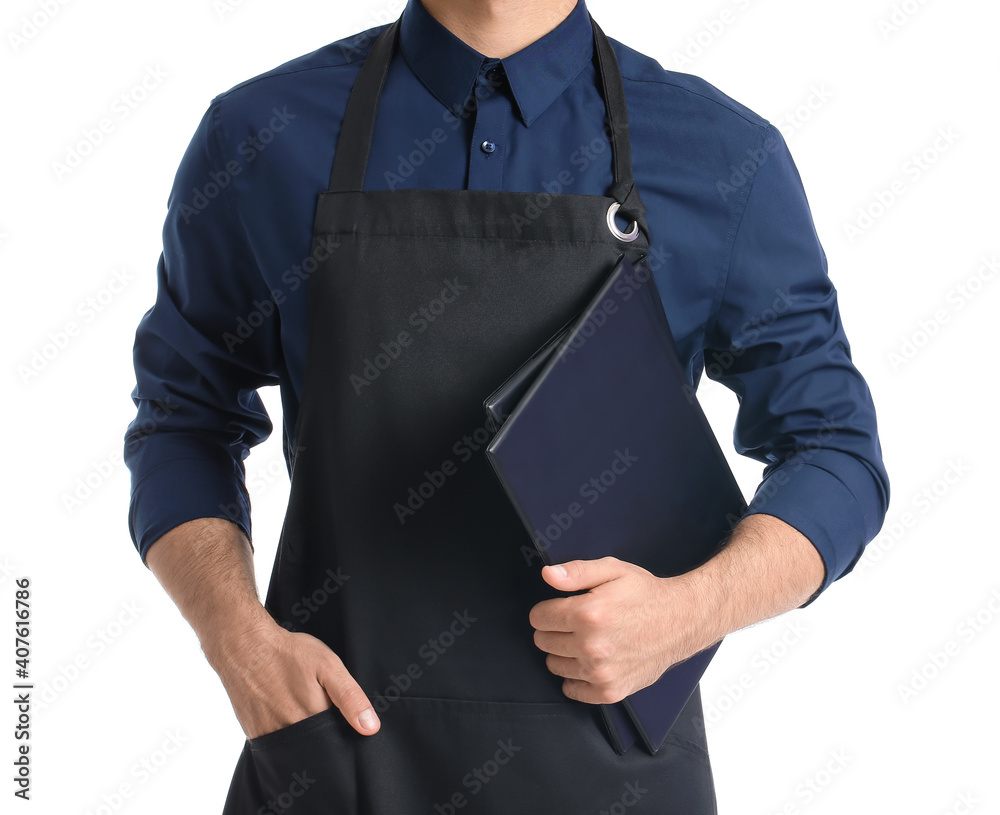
2,0,998,812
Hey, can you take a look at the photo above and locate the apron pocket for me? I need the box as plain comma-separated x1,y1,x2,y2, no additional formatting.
362,695,716,815
222,706,360,815
221,697,715,814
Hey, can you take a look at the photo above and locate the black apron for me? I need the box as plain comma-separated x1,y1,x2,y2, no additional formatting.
222,15,717,814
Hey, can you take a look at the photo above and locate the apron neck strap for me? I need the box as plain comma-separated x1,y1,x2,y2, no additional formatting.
590,18,648,235
326,14,649,234
327,18,400,194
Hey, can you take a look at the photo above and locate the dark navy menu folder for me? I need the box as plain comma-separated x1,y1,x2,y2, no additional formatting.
483,254,748,755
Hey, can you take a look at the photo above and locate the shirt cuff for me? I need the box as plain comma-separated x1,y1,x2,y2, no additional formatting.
126,434,252,567
740,453,882,606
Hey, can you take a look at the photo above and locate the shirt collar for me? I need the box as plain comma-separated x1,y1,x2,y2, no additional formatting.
398,0,595,127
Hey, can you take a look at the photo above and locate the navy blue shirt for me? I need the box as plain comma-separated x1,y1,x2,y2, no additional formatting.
125,0,889,602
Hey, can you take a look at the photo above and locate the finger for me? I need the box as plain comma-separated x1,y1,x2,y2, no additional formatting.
528,595,578,633
530,582,619,633
560,677,625,706
532,629,581,658
544,652,586,681
546,647,619,690
541,557,628,592
316,652,381,736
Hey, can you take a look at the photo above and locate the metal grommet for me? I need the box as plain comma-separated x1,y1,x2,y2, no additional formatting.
606,202,639,242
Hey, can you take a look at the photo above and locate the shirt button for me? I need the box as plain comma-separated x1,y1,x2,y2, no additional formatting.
485,66,503,83
481,140,497,154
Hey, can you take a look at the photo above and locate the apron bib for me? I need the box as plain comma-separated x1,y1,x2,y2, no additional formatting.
222,16,717,814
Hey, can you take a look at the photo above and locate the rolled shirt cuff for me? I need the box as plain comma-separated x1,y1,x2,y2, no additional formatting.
740,453,884,605
126,434,252,567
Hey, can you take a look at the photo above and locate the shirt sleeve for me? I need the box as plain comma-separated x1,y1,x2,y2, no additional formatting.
124,97,280,566
703,123,890,605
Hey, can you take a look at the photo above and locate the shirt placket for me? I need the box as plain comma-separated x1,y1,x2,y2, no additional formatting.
467,59,511,190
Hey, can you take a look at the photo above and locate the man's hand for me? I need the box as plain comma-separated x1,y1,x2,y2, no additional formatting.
145,518,381,741
528,513,825,704
529,557,710,705
202,611,381,741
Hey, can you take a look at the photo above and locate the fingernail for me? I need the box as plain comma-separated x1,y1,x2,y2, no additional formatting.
359,709,379,731
551,564,568,579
